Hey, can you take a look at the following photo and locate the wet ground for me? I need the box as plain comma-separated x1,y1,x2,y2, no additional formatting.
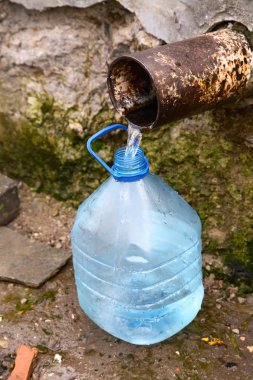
0,184,253,380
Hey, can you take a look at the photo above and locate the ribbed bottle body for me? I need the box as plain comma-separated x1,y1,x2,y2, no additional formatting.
71,173,203,344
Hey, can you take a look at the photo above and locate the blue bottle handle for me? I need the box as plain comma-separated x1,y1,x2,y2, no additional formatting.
87,123,128,176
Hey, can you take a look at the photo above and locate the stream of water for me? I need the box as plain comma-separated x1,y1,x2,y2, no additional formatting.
125,122,142,158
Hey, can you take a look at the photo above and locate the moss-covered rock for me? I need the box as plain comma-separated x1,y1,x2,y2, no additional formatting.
0,92,120,203
140,108,253,293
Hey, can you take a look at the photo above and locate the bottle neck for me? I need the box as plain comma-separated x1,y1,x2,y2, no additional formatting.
112,147,149,182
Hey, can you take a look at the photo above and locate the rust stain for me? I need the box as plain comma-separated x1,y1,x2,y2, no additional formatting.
108,29,253,128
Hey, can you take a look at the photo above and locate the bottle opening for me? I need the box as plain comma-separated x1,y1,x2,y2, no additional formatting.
107,58,158,128
112,147,149,182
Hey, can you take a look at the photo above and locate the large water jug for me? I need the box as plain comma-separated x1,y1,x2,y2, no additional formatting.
71,124,204,345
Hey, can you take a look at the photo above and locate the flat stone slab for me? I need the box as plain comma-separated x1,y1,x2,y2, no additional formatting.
0,173,20,226
0,227,71,287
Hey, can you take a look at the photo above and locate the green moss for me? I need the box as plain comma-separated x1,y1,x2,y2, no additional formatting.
38,289,58,302
117,350,155,379
3,289,58,315
228,334,242,356
141,109,253,290
15,290,58,312
16,297,35,312
230,231,250,264
42,327,52,336
4,293,19,303
36,344,49,354
0,92,117,201
204,238,219,253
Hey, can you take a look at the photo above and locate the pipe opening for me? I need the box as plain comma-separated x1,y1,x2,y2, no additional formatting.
108,58,157,128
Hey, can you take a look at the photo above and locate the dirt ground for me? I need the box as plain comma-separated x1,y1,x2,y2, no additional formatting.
0,184,253,380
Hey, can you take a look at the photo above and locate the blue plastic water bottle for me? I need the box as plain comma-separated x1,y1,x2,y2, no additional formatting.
71,124,204,345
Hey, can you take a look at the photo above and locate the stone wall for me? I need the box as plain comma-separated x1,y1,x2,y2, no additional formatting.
9,0,253,42
0,0,160,122
1,0,253,131
0,0,160,199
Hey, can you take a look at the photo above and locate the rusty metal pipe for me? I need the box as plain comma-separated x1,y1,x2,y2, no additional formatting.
107,29,253,128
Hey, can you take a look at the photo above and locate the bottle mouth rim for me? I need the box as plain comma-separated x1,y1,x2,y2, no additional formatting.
112,147,149,182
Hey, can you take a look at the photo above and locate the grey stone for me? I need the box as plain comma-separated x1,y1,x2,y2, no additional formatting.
0,173,20,226
118,0,253,42
0,227,71,287
10,0,103,11
10,0,253,42
0,1,141,121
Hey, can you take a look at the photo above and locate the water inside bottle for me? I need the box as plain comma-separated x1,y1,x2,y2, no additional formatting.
71,122,204,344
125,122,142,158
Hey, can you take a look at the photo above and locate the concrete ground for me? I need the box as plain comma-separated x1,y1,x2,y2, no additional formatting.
0,184,253,380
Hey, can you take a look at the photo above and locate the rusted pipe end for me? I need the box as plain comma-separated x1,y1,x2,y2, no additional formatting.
107,59,158,127
108,29,253,128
